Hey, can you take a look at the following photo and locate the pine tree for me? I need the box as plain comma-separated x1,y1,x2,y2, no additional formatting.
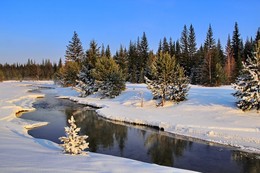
232,40,260,111
255,28,260,44
137,32,149,83
105,45,111,58
169,38,175,57
92,57,125,98
162,37,169,53
232,22,243,78
224,35,236,84
145,52,190,106
59,116,89,155
0,69,4,82
65,31,84,63
77,65,96,97
128,41,138,83
202,24,216,86
188,24,197,79
85,40,100,68
114,45,128,77
180,25,189,74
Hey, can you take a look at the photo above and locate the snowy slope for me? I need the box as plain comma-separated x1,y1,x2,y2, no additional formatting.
68,83,260,153
0,81,194,173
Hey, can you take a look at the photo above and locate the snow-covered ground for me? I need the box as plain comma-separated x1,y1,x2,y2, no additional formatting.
0,81,195,173
69,83,260,154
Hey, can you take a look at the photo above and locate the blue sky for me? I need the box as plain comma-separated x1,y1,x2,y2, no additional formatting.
0,0,259,64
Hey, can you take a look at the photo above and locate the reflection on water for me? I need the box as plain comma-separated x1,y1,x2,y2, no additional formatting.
21,90,260,173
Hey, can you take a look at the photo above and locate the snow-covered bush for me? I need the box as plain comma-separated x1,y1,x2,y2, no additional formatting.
59,116,89,155
232,40,260,111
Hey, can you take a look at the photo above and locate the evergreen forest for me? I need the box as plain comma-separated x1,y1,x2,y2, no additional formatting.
1,23,259,87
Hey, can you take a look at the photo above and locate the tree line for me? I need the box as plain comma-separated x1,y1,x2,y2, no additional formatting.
0,59,62,81
1,22,259,86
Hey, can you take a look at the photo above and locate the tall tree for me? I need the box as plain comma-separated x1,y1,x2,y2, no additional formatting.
224,35,236,84
114,45,128,77
128,41,138,83
202,24,216,86
139,32,149,82
180,25,189,72
105,45,111,58
162,37,169,54
85,40,100,68
65,31,84,63
232,22,243,77
188,24,197,77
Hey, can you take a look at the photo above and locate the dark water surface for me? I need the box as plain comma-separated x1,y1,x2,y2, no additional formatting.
21,89,260,173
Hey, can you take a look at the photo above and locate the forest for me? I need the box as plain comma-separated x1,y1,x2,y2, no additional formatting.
1,22,259,87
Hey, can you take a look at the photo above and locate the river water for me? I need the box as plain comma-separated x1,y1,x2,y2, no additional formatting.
21,89,260,173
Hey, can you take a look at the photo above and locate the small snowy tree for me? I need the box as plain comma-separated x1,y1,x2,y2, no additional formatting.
145,52,190,106
77,65,96,97
59,116,89,155
232,40,260,111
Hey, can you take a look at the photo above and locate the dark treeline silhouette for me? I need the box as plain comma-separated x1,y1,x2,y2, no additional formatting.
0,58,62,81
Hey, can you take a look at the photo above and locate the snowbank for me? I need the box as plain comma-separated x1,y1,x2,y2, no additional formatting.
0,81,193,173
67,83,260,154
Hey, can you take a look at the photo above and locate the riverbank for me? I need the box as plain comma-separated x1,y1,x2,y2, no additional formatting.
0,81,194,173
65,83,260,154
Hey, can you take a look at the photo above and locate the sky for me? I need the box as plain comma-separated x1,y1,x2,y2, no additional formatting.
0,0,259,64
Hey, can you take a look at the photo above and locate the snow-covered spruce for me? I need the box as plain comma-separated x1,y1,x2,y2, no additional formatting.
77,65,96,97
145,52,190,106
232,40,260,111
59,116,89,155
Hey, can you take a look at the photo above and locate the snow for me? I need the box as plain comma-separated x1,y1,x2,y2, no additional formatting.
68,83,260,154
0,81,194,173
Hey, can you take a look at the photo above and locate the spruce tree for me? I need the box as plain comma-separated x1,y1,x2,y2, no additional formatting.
202,24,216,86
232,22,243,78
139,32,149,82
92,57,125,98
77,65,96,97
85,40,100,68
180,25,189,74
232,40,260,111
145,52,190,106
128,41,138,83
224,35,236,84
59,116,89,155
65,31,84,63
114,45,128,77
188,24,197,79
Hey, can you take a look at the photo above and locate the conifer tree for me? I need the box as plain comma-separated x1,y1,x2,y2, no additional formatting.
225,35,236,84
85,40,100,68
65,31,84,63
180,25,189,73
0,69,4,82
232,22,243,78
138,32,149,83
232,40,260,111
188,24,197,78
77,65,96,97
114,45,128,77
145,52,190,106
59,116,89,155
169,38,175,57
128,41,138,83
202,24,216,86
92,57,125,98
